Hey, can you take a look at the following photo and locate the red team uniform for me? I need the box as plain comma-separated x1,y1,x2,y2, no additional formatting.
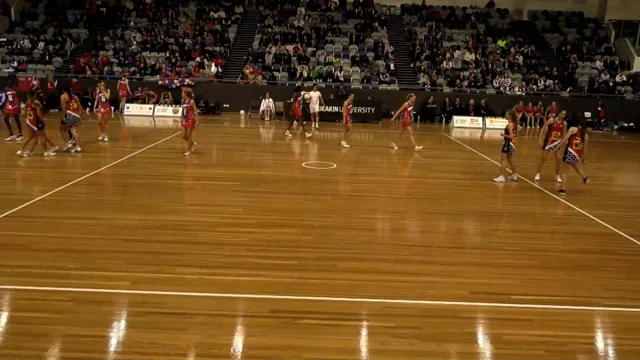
292,92,302,118
543,121,565,151
96,90,112,115
344,99,353,124
525,105,534,116
4,87,20,115
401,102,413,128
181,99,196,129
563,128,584,164
25,101,45,132
118,78,129,98
63,95,82,126
547,105,559,118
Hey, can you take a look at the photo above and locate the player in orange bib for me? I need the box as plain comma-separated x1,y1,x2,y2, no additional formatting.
180,88,199,156
60,87,85,152
493,110,518,182
93,82,112,142
389,94,423,151
17,91,57,157
557,114,589,196
534,110,567,183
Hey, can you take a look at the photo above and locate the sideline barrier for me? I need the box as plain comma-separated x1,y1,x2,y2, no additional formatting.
123,116,181,128
452,115,484,128
154,105,182,118
124,103,155,116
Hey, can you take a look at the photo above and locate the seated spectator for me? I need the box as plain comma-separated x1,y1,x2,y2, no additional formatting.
335,66,344,83
379,70,390,85
260,92,275,121
159,91,173,105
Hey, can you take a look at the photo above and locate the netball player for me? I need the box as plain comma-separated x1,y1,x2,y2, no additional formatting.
4,78,24,141
557,115,589,196
534,110,567,182
285,87,312,138
17,91,57,157
60,87,84,153
340,93,354,148
308,84,324,129
180,88,199,156
389,94,423,151
545,101,559,120
534,101,545,128
144,88,158,104
94,82,112,142
493,110,518,183
117,76,131,113
524,102,535,129
513,100,525,128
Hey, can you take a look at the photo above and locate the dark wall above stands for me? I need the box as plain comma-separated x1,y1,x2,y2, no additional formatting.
3,78,639,123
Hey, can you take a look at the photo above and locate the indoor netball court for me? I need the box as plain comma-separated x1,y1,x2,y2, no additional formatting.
0,114,639,360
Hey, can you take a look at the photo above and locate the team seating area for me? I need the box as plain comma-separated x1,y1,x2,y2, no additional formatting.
246,0,398,88
0,0,91,75
73,0,244,80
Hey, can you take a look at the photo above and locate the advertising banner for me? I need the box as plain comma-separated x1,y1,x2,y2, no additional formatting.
452,115,483,128
123,103,155,116
484,117,509,130
154,105,182,117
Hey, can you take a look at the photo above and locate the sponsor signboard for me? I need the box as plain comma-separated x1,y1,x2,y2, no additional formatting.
154,105,183,117
452,115,483,129
123,103,155,116
484,117,509,130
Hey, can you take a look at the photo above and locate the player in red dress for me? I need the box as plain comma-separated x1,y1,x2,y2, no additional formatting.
534,109,567,183
513,100,526,128
93,82,112,142
534,101,545,128
17,91,57,157
340,93,354,148
524,102,535,129
284,86,311,138
180,88,199,156
545,101,559,120
557,114,589,196
3,78,24,141
117,76,131,113
60,87,85,153
389,94,423,151
493,110,518,182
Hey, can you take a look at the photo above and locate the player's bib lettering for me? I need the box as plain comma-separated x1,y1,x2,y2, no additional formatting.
7,94,13,102
551,132,561,140
100,95,107,102
27,112,34,120
572,140,582,149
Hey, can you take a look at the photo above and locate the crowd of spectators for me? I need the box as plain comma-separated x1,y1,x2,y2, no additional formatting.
70,0,244,80
0,0,98,71
241,0,397,86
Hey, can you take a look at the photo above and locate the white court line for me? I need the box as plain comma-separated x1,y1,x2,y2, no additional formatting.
0,131,181,219
0,285,639,313
442,134,640,246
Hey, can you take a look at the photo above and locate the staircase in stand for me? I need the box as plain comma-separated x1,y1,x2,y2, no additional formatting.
386,15,418,88
221,9,261,80
58,19,119,75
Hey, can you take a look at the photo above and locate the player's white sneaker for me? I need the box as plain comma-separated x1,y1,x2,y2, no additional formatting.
305,132,312,138
103,135,109,142
556,175,563,183
98,134,105,141
5,135,16,141
44,151,56,157
20,151,31,157
191,142,197,152
285,130,292,137
49,146,58,153
71,146,82,153
63,141,74,151
184,151,191,156
493,175,506,183
508,174,518,182
15,134,23,141
414,146,423,151
390,143,398,150
534,173,540,181
341,141,350,148
16,149,24,156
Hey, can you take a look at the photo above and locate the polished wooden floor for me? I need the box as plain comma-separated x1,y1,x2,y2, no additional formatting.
1,113,640,359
